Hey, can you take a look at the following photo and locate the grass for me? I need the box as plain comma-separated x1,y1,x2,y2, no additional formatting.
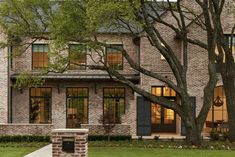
0,142,49,157
89,147,235,157
0,141,235,157
0,147,38,157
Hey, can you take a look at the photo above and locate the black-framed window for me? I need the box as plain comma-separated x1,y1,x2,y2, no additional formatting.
205,86,228,131
69,44,86,70
30,87,52,124
215,35,235,63
32,44,49,69
103,87,125,124
106,44,123,70
66,87,88,128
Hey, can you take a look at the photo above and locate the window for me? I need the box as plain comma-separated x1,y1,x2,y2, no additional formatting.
66,88,88,128
69,44,86,70
106,44,123,70
30,87,52,123
32,44,49,69
103,88,125,123
215,35,235,63
205,86,228,133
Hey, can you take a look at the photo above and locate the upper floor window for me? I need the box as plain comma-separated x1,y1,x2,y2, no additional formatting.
103,87,125,124
69,44,86,70
106,44,123,70
32,44,49,69
215,35,235,63
227,35,235,53
30,87,52,124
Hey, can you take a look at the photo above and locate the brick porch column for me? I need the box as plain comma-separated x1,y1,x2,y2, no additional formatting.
52,129,88,157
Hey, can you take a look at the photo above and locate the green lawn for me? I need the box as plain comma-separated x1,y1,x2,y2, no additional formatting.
0,142,48,157
0,141,235,157
0,147,38,157
89,147,235,157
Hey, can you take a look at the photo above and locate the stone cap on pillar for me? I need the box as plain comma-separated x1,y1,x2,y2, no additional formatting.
52,129,89,133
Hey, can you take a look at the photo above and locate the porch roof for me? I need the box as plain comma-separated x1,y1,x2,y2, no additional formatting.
10,73,140,83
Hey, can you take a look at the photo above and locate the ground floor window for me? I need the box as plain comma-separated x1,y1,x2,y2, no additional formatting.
205,86,228,133
30,87,52,123
66,87,88,128
103,87,125,124
151,86,176,133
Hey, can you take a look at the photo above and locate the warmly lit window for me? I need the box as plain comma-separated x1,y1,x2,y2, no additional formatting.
106,44,123,70
205,86,228,133
30,87,52,123
69,44,86,70
151,86,176,125
103,88,125,123
66,88,88,128
32,44,49,69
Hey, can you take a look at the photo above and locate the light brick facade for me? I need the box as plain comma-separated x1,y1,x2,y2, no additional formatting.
0,33,8,124
0,0,234,137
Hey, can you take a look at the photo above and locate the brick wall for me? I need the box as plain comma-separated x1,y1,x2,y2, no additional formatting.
11,81,136,135
81,124,130,136
11,34,139,76
0,124,53,135
0,33,8,123
52,129,88,157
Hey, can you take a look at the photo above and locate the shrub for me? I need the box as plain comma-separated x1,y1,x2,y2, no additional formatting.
222,131,229,141
210,129,219,141
0,135,50,142
88,135,131,141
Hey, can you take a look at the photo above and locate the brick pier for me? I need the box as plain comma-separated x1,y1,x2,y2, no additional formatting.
52,129,88,157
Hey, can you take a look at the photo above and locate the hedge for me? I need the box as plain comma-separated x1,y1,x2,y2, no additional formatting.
0,135,50,142
88,135,131,141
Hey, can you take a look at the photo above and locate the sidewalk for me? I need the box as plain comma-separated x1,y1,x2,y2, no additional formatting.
24,144,52,157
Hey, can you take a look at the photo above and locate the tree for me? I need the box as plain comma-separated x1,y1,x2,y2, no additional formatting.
0,0,232,145
98,107,121,142
209,0,235,141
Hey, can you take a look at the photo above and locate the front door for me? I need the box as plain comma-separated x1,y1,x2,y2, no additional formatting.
151,86,177,133
151,102,176,133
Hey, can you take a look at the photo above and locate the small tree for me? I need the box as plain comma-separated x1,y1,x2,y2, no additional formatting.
98,106,121,142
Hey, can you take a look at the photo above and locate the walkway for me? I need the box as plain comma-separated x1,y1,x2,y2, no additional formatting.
24,144,52,157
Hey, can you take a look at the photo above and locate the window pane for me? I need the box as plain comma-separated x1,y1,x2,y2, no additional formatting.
164,108,175,124
32,44,49,69
30,88,51,124
152,104,161,124
106,44,123,70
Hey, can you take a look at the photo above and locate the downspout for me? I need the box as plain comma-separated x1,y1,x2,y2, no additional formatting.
7,46,12,123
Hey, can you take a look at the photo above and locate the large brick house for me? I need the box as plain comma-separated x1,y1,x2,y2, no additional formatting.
0,0,234,137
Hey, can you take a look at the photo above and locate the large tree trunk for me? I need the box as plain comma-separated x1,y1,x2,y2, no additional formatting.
181,98,202,146
184,118,201,146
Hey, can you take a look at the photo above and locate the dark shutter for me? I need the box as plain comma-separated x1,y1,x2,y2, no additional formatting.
137,96,151,136
181,96,196,136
